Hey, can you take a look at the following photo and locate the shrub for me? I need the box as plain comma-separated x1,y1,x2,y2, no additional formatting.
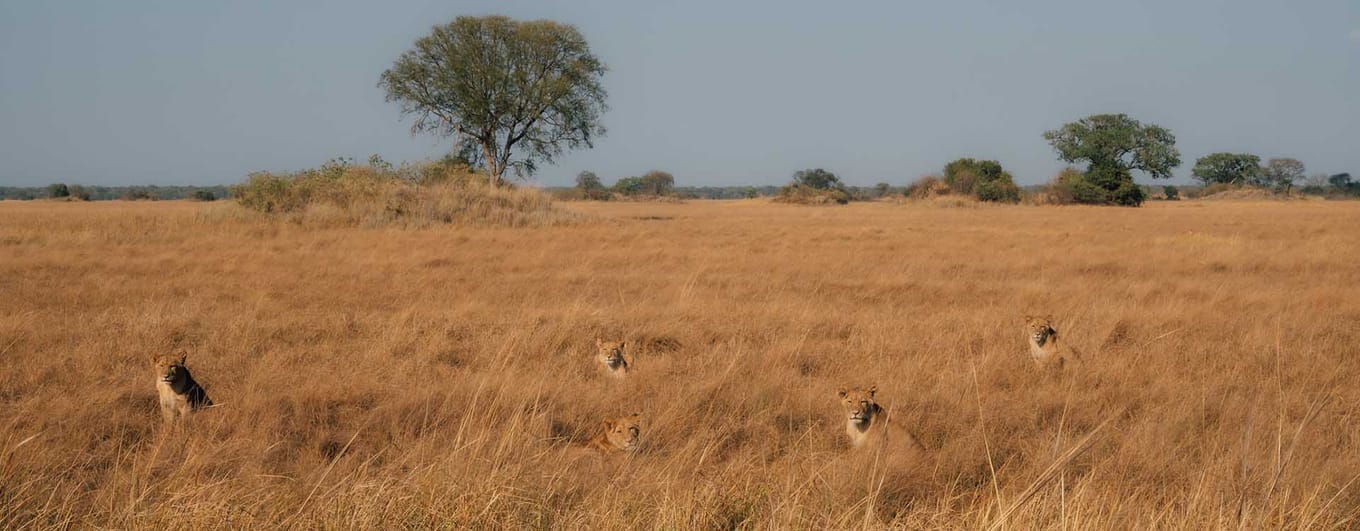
47,183,69,199
230,158,575,228
192,190,218,202
1163,185,1179,200
122,188,156,201
773,184,850,205
574,171,610,201
937,158,1021,203
905,175,950,199
975,177,1021,203
776,169,850,205
68,185,92,201
792,168,843,190
1045,167,1144,206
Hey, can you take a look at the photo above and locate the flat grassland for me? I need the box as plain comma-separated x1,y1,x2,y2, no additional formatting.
2,199,1359,528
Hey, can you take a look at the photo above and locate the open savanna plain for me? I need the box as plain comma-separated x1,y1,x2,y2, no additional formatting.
2,198,1360,529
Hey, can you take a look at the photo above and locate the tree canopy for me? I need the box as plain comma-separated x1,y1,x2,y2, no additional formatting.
1043,114,1180,206
1259,158,1305,191
1191,153,1261,185
942,158,1020,202
379,16,608,187
792,168,844,190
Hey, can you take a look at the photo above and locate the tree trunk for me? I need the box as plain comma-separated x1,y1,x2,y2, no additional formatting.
479,141,503,187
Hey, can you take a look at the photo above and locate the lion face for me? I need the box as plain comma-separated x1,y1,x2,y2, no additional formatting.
152,352,188,384
837,386,879,425
595,340,628,371
602,413,642,451
1025,316,1056,346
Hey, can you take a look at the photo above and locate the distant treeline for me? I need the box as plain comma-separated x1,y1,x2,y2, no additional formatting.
0,185,231,201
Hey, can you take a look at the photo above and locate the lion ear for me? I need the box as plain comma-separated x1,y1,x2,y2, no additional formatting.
836,387,848,398
630,411,641,420
868,385,877,397
595,338,602,347
619,341,626,350
600,418,615,430
177,352,187,365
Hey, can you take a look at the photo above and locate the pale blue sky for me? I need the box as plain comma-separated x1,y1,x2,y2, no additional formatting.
1,0,1356,187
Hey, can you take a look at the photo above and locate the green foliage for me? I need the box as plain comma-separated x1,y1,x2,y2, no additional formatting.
122,188,156,201
192,190,218,202
1163,185,1179,200
1191,153,1261,185
639,170,675,196
873,182,892,198
47,183,69,198
1259,158,1305,192
379,15,608,186
1329,173,1354,189
574,171,610,200
941,158,1020,202
792,168,843,191
608,170,676,197
1043,114,1178,206
975,177,1021,203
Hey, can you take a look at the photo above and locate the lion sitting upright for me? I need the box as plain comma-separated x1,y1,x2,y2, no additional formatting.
1024,315,1081,370
836,386,925,457
595,339,632,379
152,350,213,423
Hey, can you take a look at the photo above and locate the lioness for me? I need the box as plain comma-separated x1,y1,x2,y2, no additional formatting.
152,350,213,423
584,412,642,454
1025,315,1080,369
595,339,631,379
836,386,924,454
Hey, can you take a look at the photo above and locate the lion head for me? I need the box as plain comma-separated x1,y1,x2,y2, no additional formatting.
595,339,629,374
599,412,642,452
1025,315,1056,347
837,385,882,428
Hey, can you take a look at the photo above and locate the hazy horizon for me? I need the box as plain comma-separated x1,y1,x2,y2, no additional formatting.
1,0,1356,188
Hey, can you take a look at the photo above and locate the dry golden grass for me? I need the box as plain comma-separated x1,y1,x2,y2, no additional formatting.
2,198,1359,528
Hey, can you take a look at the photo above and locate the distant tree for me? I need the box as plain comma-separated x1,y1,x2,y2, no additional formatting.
743,187,758,199
122,188,155,201
1191,153,1261,185
1259,158,1305,192
1043,114,1180,206
47,183,69,199
575,170,609,200
192,190,218,202
612,176,645,195
68,185,92,201
378,15,608,187
873,182,891,198
941,158,1020,202
792,168,844,190
1327,173,1353,189
638,170,675,196
1163,185,1179,200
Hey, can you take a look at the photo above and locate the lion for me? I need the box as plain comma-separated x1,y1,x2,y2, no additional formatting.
595,339,632,379
152,350,213,423
586,412,642,453
836,386,924,455
1025,315,1080,369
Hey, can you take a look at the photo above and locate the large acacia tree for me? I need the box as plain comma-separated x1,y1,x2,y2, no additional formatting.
1044,114,1180,206
379,16,608,187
